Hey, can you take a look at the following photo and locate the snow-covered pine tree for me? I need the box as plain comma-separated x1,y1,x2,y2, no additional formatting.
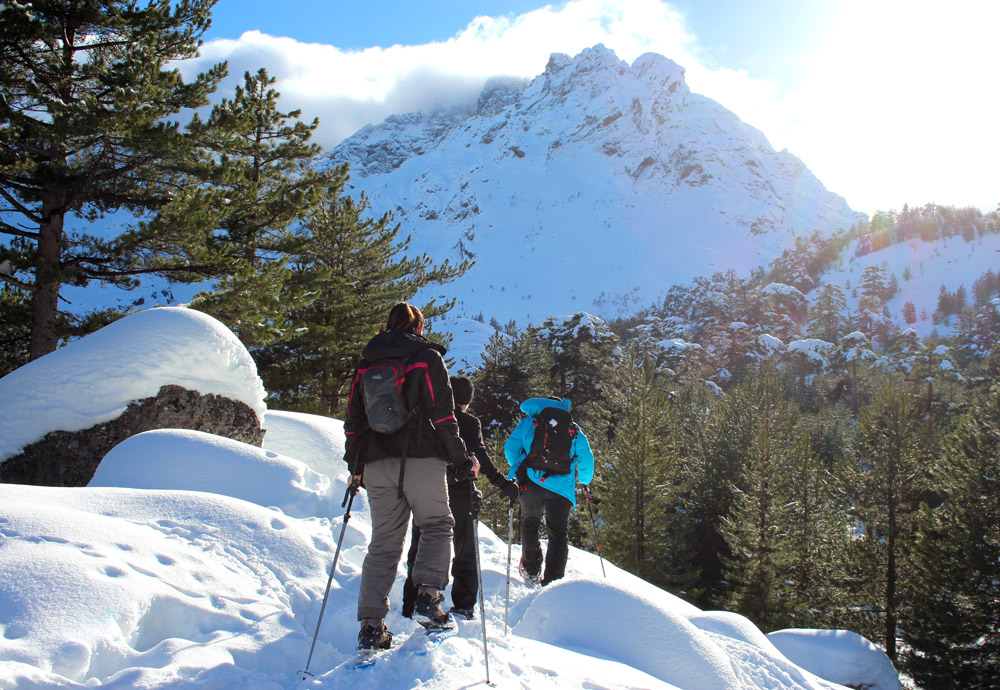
535,312,619,427
808,284,850,344
470,322,551,438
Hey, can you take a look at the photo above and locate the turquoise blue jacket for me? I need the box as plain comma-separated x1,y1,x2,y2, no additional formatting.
505,397,594,508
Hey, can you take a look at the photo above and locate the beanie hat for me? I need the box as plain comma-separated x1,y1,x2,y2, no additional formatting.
451,376,474,407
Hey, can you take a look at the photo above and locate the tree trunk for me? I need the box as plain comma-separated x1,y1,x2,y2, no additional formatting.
29,192,66,359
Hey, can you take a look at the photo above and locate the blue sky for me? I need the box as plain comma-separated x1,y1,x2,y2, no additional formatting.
191,0,1000,216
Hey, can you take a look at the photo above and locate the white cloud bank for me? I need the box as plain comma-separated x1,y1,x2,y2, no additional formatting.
180,0,999,215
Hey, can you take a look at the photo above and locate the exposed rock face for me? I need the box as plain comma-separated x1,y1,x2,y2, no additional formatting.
0,385,264,487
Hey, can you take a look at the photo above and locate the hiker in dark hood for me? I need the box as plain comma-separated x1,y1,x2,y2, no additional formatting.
402,375,521,620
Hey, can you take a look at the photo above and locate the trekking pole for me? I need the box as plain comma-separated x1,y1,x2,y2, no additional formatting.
470,483,494,686
504,504,514,636
298,479,359,680
583,487,606,578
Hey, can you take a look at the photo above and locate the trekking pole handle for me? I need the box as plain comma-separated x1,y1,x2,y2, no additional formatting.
342,477,361,508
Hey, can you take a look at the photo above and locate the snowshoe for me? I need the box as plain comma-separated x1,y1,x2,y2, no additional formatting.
519,557,541,587
357,621,393,652
413,587,453,630
448,605,475,620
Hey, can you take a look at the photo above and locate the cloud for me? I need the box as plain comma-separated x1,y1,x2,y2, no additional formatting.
180,0,711,147
177,0,998,214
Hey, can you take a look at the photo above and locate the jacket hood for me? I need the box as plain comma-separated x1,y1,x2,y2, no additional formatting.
519,397,571,416
362,330,446,361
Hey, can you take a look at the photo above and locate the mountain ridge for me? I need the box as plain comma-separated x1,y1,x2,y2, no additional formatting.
330,44,865,325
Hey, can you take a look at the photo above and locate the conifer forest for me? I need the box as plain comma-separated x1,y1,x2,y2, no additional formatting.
1,3,997,688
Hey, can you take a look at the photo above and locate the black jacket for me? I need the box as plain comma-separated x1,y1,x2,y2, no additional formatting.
452,408,506,487
344,330,467,475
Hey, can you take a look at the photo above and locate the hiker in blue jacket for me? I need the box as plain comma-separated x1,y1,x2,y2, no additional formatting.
505,396,594,586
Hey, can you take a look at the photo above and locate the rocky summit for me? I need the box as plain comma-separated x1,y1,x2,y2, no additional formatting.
331,44,864,323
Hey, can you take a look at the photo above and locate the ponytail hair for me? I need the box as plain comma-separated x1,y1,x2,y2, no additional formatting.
382,302,425,334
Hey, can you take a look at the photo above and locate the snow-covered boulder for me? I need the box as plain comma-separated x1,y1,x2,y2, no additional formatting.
0,307,266,486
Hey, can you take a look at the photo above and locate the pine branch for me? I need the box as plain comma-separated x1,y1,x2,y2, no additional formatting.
0,273,36,291
0,187,42,223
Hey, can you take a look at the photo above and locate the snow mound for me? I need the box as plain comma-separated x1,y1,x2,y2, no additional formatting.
769,629,900,690
0,307,266,461
516,577,810,690
91,428,335,519
262,409,347,479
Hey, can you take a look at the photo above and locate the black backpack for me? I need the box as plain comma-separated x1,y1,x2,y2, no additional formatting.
525,406,578,475
361,354,415,434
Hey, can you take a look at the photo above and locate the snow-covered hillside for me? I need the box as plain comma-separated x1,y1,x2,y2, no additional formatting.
817,232,1000,340
331,45,864,327
0,307,901,689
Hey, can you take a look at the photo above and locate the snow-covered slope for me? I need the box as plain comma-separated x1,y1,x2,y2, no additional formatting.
331,45,864,326
814,232,1000,339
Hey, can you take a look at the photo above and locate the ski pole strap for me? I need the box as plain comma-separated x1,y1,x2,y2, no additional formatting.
481,485,503,503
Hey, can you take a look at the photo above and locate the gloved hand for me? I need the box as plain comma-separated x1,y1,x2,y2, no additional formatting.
515,463,529,491
453,456,475,482
499,478,520,505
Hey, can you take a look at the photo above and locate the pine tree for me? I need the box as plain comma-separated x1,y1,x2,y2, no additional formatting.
840,378,926,661
535,312,619,426
0,284,31,375
900,358,1000,688
471,322,551,437
780,431,849,628
597,343,699,594
718,369,802,630
255,189,468,415
188,68,336,348
0,0,228,358
856,265,892,344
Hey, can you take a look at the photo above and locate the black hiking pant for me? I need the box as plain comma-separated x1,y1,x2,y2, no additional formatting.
403,480,479,614
520,480,572,584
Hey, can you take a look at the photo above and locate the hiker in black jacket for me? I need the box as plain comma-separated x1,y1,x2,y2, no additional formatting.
402,375,521,620
344,302,477,650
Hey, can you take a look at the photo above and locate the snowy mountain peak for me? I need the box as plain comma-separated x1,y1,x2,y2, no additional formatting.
632,52,689,95
330,45,864,330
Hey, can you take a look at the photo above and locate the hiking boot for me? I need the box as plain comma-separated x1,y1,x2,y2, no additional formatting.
413,586,452,629
449,605,475,620
519,557,541,587
357,620,393,651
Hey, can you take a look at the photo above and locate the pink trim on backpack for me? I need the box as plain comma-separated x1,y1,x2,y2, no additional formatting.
434,414,456,424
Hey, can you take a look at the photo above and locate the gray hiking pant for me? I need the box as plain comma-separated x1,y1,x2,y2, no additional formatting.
357,456,454,621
